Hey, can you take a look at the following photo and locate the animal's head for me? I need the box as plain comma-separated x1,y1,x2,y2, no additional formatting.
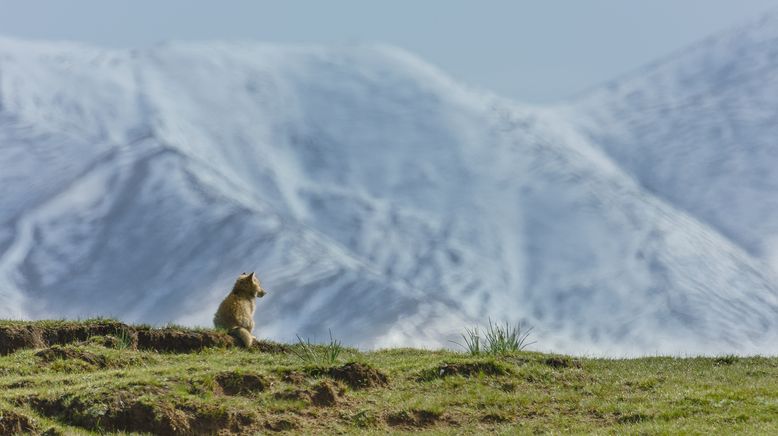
233,272,267,298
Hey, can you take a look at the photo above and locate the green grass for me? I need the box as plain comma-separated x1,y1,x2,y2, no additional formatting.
1,321,778,434
453,320,536,356
291,329,345,366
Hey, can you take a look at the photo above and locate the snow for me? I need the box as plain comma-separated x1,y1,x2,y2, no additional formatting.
1,15,778,355
562,10,778,264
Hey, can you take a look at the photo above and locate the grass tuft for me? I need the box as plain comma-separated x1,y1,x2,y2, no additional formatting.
451,326,482,356
115,329,134,350
483,319,535,354
291,329,343,365
714,354,739,366
453,319,535,355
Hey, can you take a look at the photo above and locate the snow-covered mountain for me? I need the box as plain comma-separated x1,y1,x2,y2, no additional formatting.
2,13,778,355
564,11,778,272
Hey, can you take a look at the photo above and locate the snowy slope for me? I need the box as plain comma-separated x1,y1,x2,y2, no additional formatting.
1,27,778,355
565,11,778,270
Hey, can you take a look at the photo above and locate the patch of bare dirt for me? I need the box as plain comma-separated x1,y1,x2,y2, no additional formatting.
80,335,122,349
0,322,132,355
264,418,297,432
28,392,188,435
311,380,343,407
0,322,251,355
0,326,45,355
0,409,38,435
281,371,306,385
272,380,344,407
386,409,440,428
28,391,256,435
419,361,508,381
105,400,191,435
4,380,35,389
180,404,256,435
135,328,234,353
542,356,582,369
323,363,388,389
273,389,310,402
40,322,134,348
36,346,108,368
215,372,267,396
481,413,510,423
252,339,292,354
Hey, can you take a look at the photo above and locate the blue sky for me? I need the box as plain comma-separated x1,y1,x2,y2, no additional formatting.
1,0,776,103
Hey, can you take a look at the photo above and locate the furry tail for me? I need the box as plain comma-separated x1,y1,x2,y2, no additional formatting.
229,327,255,348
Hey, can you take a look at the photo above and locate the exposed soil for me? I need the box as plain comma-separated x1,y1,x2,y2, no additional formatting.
252,339,293,354
180,404,257,435
215,371,267,396
3,380,36,390
80,335,122,349
36,346,109,368
28,391,184,435
281,370,306,385
311,380,343,407
321,362,388,389
386,409,440,427
28,391,256,435
135,328,235,353
420,361,508,380
40,322,134,348
0,322,250,355
481,413,510,423
101,400,191,435
264,418,297,432
542,356,582,369
0,409,38,435
0,321,131,356
272,380,343,407
0,326,45,356
273,389,310,402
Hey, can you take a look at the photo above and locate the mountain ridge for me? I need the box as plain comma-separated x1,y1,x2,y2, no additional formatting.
1,16,778,355
563,10,778,268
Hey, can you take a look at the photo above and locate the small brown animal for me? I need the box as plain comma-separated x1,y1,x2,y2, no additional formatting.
213,272,267,347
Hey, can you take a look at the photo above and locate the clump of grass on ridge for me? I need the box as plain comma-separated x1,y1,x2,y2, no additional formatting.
291,329,343,365
453,319,535,355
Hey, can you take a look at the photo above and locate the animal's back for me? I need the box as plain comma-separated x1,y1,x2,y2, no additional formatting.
214,294,255,331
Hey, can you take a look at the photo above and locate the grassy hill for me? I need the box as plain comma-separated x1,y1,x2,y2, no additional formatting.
0,320,777,434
